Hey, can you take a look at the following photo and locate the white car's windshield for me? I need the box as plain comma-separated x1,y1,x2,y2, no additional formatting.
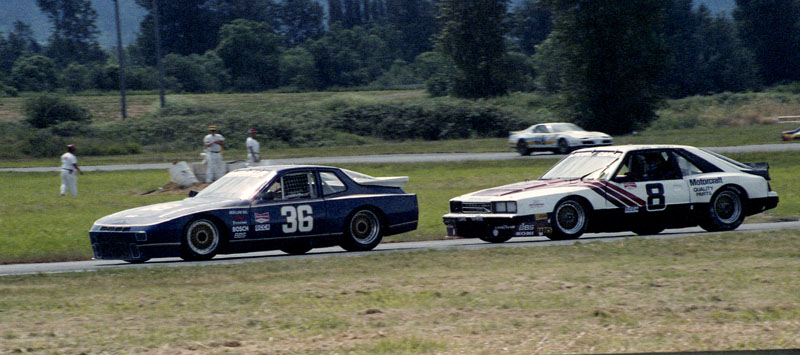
551,123,583,132
540,151,622,180
195,170,276,200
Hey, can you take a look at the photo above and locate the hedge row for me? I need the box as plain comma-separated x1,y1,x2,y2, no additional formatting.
3,98,534,158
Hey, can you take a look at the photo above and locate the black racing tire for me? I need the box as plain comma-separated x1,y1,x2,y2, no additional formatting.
699,187,745,232
517,140,531,156
555,138,571,155
181,217,222,261
631,226,666,236
124,258,150,264
479,233,513,243
280,241,313,255
340,209,384,252
548,198,589,240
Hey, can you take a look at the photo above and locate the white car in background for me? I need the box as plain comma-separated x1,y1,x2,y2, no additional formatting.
509,122,613,155
444,145,778,242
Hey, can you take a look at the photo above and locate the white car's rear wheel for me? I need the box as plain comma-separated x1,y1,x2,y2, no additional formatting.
517,140,531,156
700,187,745,232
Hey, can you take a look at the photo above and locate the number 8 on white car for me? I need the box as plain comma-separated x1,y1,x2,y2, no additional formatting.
443,145,779,242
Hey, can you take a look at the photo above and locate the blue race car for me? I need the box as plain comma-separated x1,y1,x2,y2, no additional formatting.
90,165,418,262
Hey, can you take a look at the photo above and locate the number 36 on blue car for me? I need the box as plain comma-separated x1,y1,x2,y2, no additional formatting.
90,166,418,262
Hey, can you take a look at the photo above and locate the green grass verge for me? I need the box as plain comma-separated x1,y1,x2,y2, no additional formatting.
1,231,799,353
2,152,798,264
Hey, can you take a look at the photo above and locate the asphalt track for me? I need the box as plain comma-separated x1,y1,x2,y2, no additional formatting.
2,143,800,173
1,143,797,276
1,221,799,277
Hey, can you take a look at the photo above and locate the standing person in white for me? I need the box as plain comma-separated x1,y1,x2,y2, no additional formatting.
246,128,261,167
203,125,225,183
60,144,82,196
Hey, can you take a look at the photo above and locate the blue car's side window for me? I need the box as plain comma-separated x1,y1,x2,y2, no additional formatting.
320,172,347,196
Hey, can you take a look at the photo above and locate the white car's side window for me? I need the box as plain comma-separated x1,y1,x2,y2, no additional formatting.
675,155,703,177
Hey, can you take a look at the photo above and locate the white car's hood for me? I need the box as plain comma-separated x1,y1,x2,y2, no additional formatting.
453,179,595,202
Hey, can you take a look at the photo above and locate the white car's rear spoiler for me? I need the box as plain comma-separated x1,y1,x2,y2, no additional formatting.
352,176,409,188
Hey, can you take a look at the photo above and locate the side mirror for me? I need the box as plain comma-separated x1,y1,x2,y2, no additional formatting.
260,191,276,201
188,190,199,197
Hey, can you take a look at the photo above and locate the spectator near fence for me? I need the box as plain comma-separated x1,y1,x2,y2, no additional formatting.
203,125,225,183
60,144,82,196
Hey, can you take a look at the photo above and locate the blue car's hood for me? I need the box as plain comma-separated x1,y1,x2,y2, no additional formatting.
93,197,246,226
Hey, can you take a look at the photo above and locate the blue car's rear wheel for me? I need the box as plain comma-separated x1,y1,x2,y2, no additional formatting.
340,209,383,252
181,218,221,261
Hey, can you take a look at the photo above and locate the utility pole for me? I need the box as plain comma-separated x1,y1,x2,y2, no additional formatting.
153,0,165,108
113,0,127,119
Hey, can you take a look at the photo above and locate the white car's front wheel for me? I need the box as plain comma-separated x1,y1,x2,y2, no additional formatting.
549,198,588,240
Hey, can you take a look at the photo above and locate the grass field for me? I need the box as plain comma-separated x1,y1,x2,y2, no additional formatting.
1,231,799,353
1,152,798,265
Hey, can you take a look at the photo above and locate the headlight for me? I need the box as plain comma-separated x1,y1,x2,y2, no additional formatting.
450,201,462,213
493,201,516,213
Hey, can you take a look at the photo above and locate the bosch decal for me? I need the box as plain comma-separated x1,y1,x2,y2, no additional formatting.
232,225,249,232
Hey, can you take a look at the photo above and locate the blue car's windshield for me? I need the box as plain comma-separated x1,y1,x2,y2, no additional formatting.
540,151,622,180
195,170,276,200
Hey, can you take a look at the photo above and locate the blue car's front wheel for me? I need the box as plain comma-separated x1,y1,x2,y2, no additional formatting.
181,218,221,261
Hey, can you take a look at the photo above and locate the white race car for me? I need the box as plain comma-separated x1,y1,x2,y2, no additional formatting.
443,145,779,242
508,122,613,155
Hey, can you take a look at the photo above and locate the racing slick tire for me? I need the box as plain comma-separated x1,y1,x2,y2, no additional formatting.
124,258,150,264
548,198,588,240
555,138,571,155
479,231,513,243
699,187,745,232
280,241,313,255
517,140,532,156
631,226,666,236
340,209,384,252
181,217,223,261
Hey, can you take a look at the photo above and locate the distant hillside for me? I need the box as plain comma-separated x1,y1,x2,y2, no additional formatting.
2,0,736,49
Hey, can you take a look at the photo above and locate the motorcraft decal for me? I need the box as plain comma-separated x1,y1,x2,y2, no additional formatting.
689,177,723,186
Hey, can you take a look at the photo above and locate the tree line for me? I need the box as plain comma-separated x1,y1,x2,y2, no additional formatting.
2,0,799,134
